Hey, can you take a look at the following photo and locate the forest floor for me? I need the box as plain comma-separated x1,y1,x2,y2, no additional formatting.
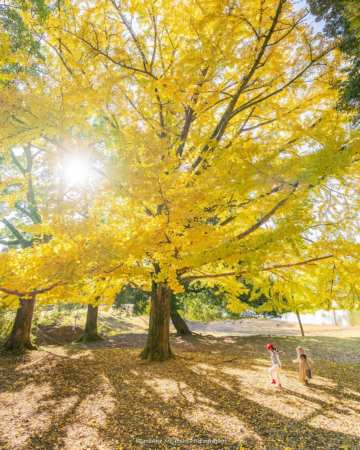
1,318,360,449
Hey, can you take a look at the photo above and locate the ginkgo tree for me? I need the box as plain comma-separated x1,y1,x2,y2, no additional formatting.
0,111,153,349
1,0,359,360
0,195,152,349
0,13,126,349
0,143,47,350
0,0,52,352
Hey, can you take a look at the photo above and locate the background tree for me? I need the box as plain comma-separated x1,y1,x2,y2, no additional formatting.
307,0,360,121
115,285,149,316
0,146,44,351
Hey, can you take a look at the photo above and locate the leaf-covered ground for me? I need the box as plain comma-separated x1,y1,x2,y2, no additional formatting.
0,332,360,449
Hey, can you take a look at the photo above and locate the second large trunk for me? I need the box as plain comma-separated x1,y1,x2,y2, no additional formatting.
141,281,172,361
4,297,36,352
79,305,102,342
170,295,191,335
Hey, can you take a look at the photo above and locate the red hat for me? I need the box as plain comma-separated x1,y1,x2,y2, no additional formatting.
266,343,274,350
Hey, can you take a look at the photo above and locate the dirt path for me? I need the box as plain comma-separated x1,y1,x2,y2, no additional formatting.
187,318,360,338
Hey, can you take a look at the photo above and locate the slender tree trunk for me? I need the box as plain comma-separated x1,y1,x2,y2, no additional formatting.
141,281,172,361
4,297,36,352
296,310,305,337
79,305,102,342
332,310,338,326
170,295,191,335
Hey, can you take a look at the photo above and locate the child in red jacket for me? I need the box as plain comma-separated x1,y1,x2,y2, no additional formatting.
266,343,282,388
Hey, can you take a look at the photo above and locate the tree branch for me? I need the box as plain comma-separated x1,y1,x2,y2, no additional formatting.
233,183,298,242
182,254,334,281
192,0,285,170
0,281,62,298
1,219,31,248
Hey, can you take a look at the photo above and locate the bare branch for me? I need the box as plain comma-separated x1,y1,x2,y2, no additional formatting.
63,29,157,79
110,0,149,70
229,47,335,120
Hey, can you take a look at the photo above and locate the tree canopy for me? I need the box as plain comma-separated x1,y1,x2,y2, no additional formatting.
0,0,359,359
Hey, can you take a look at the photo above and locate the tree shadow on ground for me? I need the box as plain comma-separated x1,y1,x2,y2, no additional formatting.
100,314,147,332
0,334,359,449
76,332,148,350
35,324,84,345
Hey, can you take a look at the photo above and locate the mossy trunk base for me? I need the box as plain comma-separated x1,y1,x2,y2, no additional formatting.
4,297,36,353
77,333,103,343
141,282,172,361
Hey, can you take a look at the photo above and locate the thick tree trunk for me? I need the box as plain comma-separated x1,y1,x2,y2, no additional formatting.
141,281,172,361
4,297,36,352
78,305,102,342
296,310,305,337
170,295,191,335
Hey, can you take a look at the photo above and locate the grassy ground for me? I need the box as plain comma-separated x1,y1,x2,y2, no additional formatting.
1,318,360,450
